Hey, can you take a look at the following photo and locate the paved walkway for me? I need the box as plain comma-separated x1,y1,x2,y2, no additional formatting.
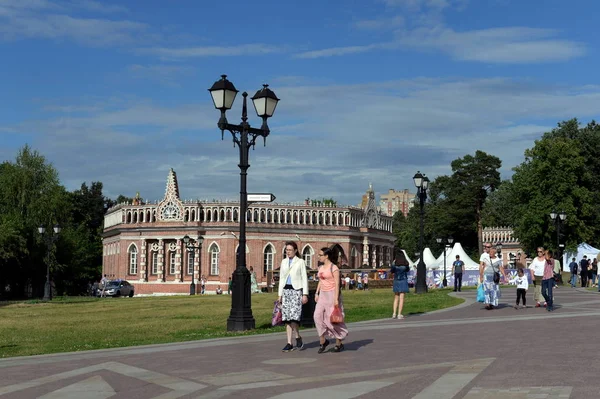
1,286,599,398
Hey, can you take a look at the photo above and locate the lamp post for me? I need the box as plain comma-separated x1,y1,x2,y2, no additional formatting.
209,75,279,331
183,235,204,295
38,224,61,301
550,210,567,253
413,171,430,294
436,237,454,287
550,210,567,269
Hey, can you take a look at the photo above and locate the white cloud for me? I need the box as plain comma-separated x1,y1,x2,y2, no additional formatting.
5,77,600,205
294,25,585,63
0,2,150,46
396,26,586,63
354,15,404,30
135,44,283,59
127,64,194,87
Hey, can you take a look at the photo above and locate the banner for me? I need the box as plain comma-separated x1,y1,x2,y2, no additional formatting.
408,269,532,288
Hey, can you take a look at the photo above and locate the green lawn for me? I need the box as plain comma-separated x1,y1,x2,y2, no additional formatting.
0,288,462,358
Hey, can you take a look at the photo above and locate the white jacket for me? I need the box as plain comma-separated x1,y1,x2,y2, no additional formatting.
278,256,309,296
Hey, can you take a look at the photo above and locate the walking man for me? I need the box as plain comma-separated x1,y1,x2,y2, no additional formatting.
568,257,578,288
452,255,464,292
580,256,589,288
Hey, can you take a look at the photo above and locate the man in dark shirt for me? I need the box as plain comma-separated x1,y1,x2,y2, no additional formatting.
569,257,578,288
580,256,589,288
452,255,465,292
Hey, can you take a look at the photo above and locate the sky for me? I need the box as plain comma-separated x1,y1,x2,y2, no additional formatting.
1,0,599,207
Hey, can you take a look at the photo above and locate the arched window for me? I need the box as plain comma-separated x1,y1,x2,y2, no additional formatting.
210,244,220,275
264,244,274,275
187,250,195,275
129,245,138,274
302,246,314,269
151,252,158,274
169,252,176,274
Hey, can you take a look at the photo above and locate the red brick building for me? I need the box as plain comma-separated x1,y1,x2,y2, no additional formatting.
102,169,395,295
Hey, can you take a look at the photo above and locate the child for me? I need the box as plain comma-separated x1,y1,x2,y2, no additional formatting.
512,268,529,309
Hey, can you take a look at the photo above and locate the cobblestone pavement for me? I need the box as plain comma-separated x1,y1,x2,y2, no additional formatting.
1,286,598,398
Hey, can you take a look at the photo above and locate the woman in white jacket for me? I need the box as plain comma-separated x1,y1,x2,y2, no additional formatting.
278,241,309,352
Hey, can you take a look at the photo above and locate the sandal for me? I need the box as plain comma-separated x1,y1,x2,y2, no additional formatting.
317,339,330,354
333,343,345,352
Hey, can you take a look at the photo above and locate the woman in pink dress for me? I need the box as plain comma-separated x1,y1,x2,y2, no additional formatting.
314,246,348,353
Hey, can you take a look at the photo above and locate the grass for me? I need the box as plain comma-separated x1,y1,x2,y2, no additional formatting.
0,288,462,358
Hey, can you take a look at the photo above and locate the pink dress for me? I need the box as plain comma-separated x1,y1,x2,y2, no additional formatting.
314,264,348,340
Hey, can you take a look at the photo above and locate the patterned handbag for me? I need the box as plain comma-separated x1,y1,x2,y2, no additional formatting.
271,300,283,327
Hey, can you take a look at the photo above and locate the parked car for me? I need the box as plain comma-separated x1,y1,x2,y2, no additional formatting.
98,280,135,297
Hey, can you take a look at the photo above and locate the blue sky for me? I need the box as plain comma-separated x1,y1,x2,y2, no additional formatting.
1,0,599,206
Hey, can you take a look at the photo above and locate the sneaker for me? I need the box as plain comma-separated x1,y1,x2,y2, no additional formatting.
282,343,294,352
295,337,304,351
333,343,345,353
535,302,541,308
317,339,330,354
514,305,519,309
392,314,397,319
397,315,405,320
544,302,547,307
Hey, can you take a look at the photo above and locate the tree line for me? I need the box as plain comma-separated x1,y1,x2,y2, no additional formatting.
2,118,599,298
393,118,600,261
0,145,121,300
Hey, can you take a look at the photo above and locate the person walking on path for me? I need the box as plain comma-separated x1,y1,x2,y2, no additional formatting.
511,268,529,309
363,273,369,290
529,247,547,307
314,246,348,353
569,257,578,288
580,256,589,288
278,241,309,352
591,258,598,287
452,255,464,292
390,249,410,319
479,244,505,310
542,250,556,311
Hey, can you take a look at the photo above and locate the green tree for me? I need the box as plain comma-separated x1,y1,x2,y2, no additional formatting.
0,145,69,299
431,151,502,254
511,119,599,255
481,181,516,228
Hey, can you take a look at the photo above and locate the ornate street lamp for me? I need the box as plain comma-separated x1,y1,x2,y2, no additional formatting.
183,235,204,295
550,210,567,269
413,171,430,294
38,224,61,301
436,237,454,287
209,75,279,331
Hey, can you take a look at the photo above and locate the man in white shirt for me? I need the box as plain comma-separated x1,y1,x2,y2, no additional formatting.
528,247,547,307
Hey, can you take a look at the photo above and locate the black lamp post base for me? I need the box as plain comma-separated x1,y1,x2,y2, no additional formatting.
415,260,428,294
226,268,256,331
442,278,448,287
190,282,196,295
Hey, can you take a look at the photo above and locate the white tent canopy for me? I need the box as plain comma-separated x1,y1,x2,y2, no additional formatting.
414,247,438,269
432,242,480,271
401,249,415,267
562,243,600,271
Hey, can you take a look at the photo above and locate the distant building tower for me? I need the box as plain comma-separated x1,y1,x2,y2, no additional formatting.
379,189,415,217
